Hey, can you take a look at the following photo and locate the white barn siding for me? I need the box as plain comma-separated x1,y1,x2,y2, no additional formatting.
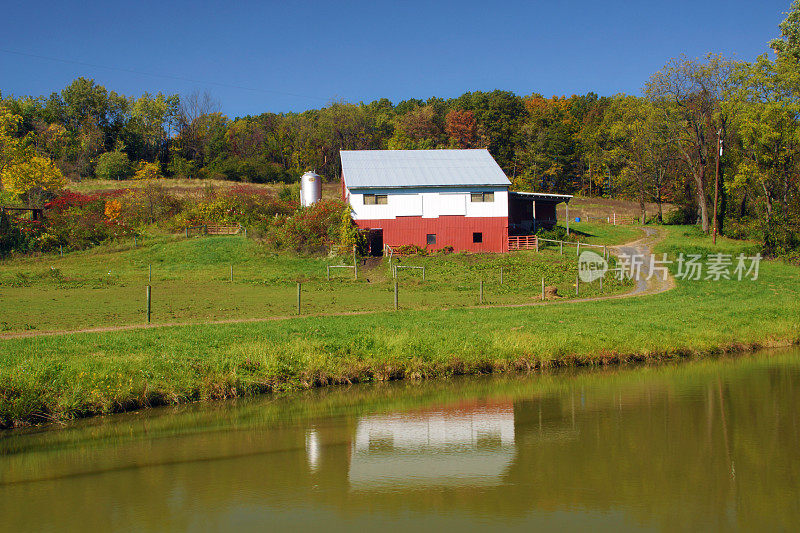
348,187,508,221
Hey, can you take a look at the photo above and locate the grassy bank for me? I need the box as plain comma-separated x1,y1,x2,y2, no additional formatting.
4,348,797,475
0,225,797,427
0,222,632,333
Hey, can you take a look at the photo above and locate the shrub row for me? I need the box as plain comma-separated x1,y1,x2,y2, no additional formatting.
1,184,350,257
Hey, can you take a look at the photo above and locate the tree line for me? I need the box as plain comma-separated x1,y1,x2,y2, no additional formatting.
2,2,800,258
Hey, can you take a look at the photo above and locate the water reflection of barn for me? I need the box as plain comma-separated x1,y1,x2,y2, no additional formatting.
348,403,516,489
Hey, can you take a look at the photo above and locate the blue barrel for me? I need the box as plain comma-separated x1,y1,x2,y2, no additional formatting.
575,217,581,222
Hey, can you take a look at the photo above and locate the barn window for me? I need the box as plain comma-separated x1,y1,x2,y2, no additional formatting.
364,194,388,205
470,192,494,202
427,234,437,245
473,232,483,243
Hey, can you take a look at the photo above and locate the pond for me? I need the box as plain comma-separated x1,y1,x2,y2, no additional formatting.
1,348,799,531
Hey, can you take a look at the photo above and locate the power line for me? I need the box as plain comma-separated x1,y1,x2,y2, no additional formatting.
0,47,329,102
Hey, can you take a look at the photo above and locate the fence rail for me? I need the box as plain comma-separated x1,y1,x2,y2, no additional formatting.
185,225,205,238
562,211,642,225
327,264,357,280
185,225,247,237
206,225,242,235
537,238,604,249
393,265,425,280
580,213,638,225
538,237,608,258
508,235,539,251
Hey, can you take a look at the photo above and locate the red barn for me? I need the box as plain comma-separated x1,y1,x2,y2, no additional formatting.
340,149,571,254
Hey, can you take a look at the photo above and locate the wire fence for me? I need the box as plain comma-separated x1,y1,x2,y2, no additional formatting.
8,235,628,333
537,238,610,259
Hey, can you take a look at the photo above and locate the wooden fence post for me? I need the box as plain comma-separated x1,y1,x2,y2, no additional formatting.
541,277,545,301
297,282,301,315
575,274,579,296
535,237,539,252
146,285,151,324
326,265,330,281
479,280,484,305
394,279,398,310
576,241,580,256
423,266,426,282
500,267,503,285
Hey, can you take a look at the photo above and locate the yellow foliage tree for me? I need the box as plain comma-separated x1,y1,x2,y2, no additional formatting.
134,162,162,180
1,109,66,206
104,199,122,221
1,156,66,207
0,110,25,171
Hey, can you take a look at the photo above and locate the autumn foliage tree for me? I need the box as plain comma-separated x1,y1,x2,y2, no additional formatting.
445,109,477,148
388,105,442,149
0,109,66,206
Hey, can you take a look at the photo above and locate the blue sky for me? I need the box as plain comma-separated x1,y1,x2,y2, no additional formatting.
0,0,792,117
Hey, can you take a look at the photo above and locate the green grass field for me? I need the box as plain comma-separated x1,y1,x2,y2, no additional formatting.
562,221,642,245
0,223,633,333
1,224,797,428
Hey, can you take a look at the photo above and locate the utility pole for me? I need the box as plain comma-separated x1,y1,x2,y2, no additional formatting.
713,129,723,245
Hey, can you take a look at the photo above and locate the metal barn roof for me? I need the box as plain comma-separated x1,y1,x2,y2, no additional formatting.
340,149,511,189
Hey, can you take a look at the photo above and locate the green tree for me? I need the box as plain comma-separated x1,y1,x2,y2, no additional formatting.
725,58,800,251
515,96,577,192
388,104,443,150
602,95,678,222
338,206,357,252
646,54,737,233
0,210,24,257
770,0,800,61
124,92,179,163
95,150,133,180
452,90,526,170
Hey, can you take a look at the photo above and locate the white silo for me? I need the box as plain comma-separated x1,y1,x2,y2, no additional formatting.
300,171,322,207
